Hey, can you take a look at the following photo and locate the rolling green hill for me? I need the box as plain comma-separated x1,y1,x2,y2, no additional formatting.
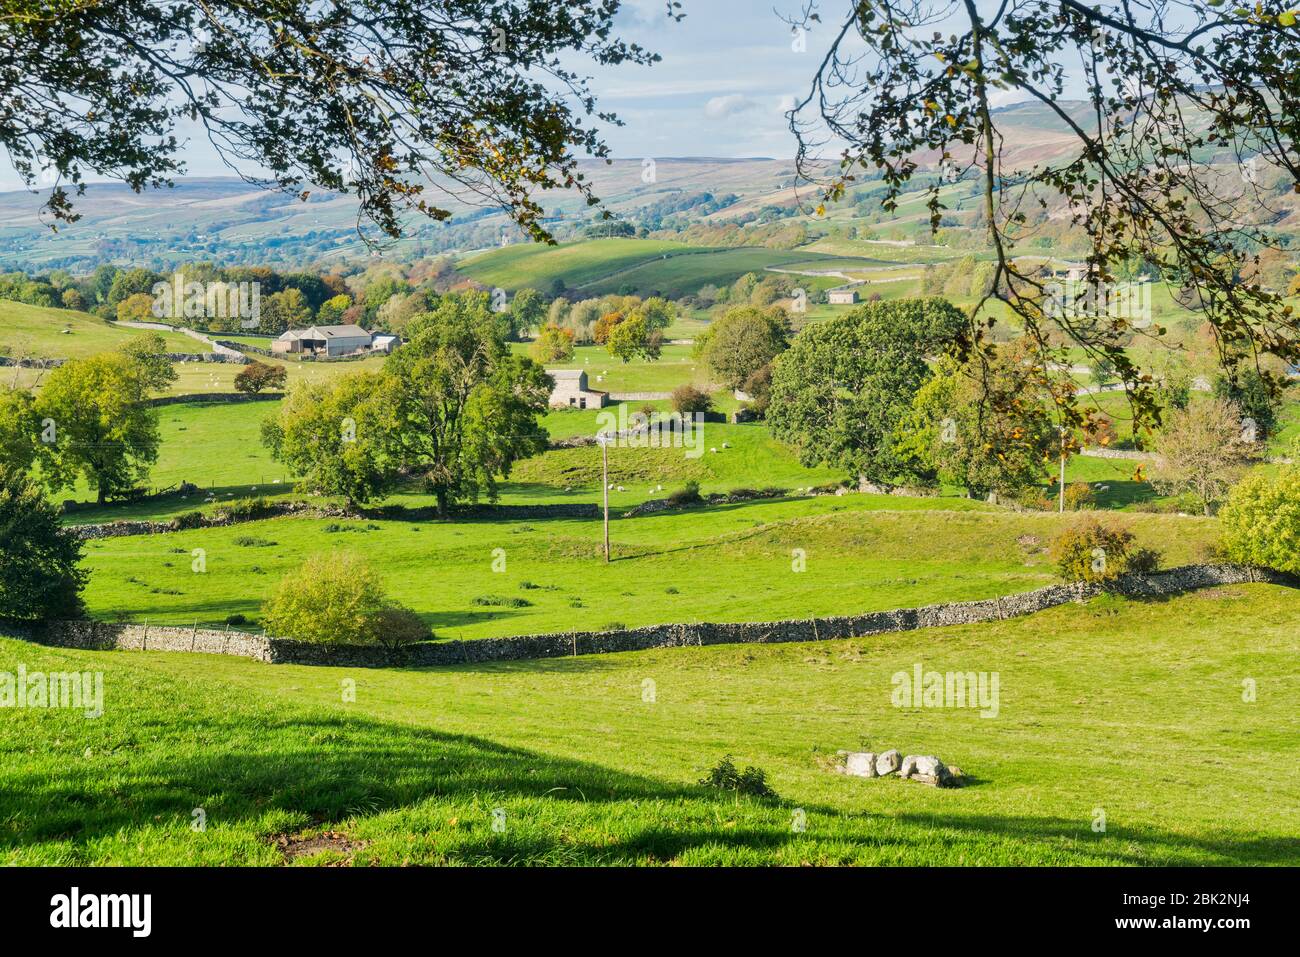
459,238,848,298
0,299,196,359
5,579,1296,865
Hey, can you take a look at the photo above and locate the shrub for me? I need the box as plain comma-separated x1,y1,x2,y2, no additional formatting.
1014,488,1053,511
168,510,207,531
1127,547,1162,575
699,756,778,799
261,551,396,645
224,613,248,626
214,496,275,523
670,384,713,416
232,535,276,547
471,594,532,608
360,604,430,651
1220,467,1300,574
1048,517,1160,584
1063,482,1096,511
666,480,702,507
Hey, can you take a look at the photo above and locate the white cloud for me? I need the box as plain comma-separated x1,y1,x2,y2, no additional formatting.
704,93,756,119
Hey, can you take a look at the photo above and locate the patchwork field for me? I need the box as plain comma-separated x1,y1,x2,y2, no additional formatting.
459,237,848,298
77,493,1219,639
3,583,1296,865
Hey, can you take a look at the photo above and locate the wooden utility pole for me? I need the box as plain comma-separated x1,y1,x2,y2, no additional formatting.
1058,427,1067,514
599,433,610,562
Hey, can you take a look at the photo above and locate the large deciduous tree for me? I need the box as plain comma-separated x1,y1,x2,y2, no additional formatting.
386,292,551,515
896,343,1057,500
787,1,1300,429
696,304,790,391
34,340,175,503
261,371,401,508
767,297,967,488
3,0,672,242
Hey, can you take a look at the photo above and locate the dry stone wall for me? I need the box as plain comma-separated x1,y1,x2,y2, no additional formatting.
23,564,1291,669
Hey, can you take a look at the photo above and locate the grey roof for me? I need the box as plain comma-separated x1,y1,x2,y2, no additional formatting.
308,324,371,339
548,369,585,380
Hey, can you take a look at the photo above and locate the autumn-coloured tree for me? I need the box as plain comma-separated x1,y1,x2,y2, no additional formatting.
234,361,289,395
529,324,575,364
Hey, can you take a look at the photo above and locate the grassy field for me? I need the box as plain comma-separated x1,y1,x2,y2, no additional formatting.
0,299,196,359
76,493,1219,639
513,342,709,394
576,247,841,298
163,353,389,397
459,237,849,299
459,238,691,290
3,582,1296,865
61,400,293,513
51,392,1196,523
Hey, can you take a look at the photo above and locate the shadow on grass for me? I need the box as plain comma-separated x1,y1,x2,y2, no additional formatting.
4,701,1292,864
0,710,702,852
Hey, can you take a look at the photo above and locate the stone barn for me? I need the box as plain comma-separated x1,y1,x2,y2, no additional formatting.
547,369,607,409
272,324,374,357
828,288,859,305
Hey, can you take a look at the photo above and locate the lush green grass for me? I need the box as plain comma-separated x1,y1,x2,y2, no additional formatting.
59,400,294,519
578,247,841,299
57,398,785,520
0,299,195,359
513,342,708,394
459,238,691,291
460,237,845,299
4,583,1296,865
77,492,1218,639
508,419,842,497
162,353,388,397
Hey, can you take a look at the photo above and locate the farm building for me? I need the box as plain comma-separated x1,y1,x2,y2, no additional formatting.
272,324,377,357
547,369,607,409
828,288,859,305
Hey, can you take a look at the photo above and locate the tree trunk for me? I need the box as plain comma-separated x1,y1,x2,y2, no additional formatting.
435,487,448,518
